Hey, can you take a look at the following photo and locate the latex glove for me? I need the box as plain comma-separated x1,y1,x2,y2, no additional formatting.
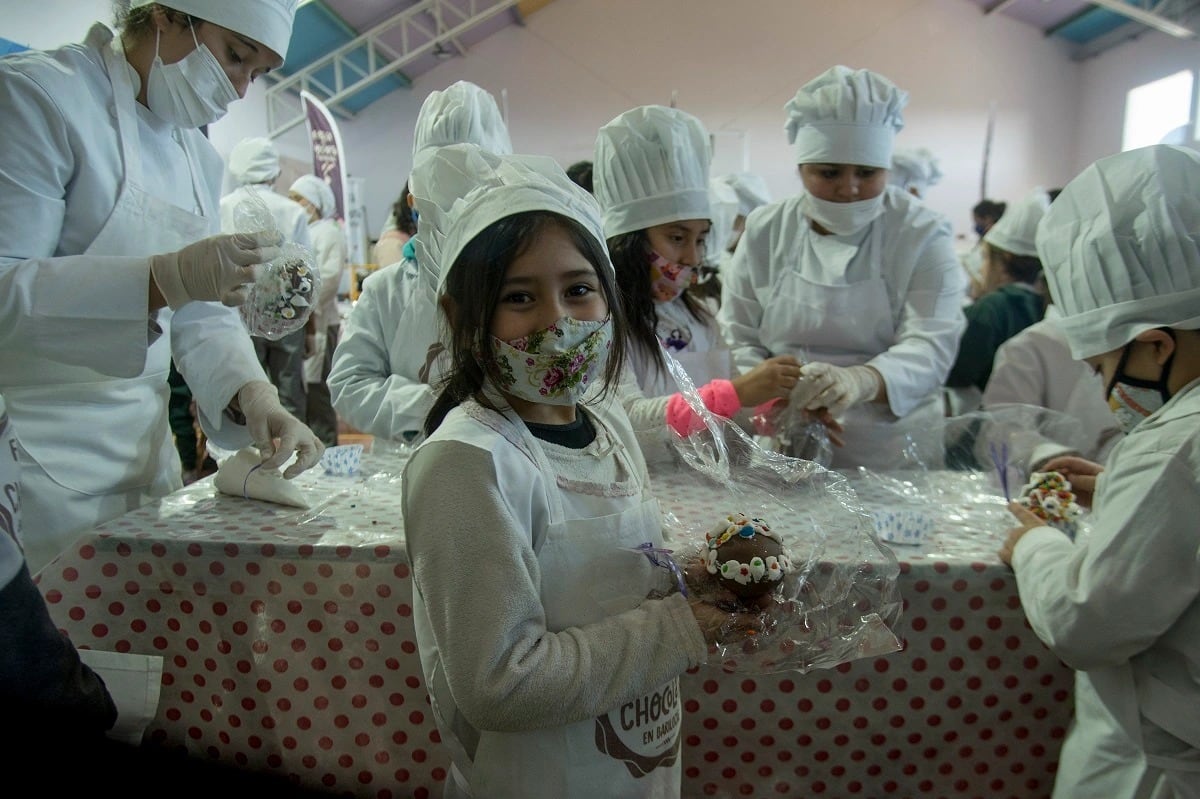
149,231,282,310
790,363,881,416
237,381,324,478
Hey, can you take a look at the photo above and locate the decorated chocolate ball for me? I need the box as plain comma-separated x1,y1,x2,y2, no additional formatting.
704,513,790,600
1017,470,1084,540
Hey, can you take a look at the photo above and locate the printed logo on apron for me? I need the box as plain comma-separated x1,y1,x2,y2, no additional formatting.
594,680,681,777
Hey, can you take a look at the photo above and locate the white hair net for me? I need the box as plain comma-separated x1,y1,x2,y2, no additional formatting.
228,136,280,185
289,174,336,219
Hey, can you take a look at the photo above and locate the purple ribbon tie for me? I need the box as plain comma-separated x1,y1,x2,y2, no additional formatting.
627,542,688,598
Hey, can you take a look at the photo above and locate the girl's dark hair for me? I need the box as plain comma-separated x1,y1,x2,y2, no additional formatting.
607,228,711,383
392,182,418,236
424,211,627,435
972,199,1007,222
117,3,200,39
566,161,594,194
985,243,1047,313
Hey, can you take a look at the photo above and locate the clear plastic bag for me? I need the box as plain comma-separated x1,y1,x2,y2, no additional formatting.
650,347,903,674
751,399,835,468
233,188,319,341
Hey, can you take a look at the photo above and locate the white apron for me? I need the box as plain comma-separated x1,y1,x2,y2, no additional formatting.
760,227,942,471
7,39,209,572
433,403,682,799
639,296,732,399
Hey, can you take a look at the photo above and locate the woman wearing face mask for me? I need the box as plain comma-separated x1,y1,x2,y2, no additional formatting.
593,106,803,451
0,0,322,574
402,144,727,799
999,144,1200,799
718,65,967,470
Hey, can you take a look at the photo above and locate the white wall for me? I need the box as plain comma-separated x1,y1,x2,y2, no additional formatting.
310,0,1084,242
13,0,1084,243
3,0,111,50
1074,17,1200,174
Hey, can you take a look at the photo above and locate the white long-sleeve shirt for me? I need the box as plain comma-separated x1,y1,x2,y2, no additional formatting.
328,253,441,440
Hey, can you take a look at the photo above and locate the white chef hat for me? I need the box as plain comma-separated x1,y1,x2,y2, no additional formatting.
228,136,280,185
411,143,609,293
889,147,943,197
593,105,712,239
130,0,299,60
718,172,772,217
411,81,512,164
289,174,336,219
706,179,740,259
784,65,907,169
984,188,1050,258
1037,144,1200,359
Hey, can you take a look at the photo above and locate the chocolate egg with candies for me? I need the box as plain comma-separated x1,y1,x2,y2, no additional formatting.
705,513,791,600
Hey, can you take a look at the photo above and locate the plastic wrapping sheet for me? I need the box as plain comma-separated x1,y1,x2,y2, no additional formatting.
844,402,1096,557
157,447,412,548
652,347,903,674
232,188,319,341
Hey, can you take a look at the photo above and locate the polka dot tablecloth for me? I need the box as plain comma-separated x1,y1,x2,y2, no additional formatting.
36,456,1074,798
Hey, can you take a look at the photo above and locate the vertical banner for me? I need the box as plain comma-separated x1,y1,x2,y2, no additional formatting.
300,90,346,219
344,177,369,295
300,90,367,270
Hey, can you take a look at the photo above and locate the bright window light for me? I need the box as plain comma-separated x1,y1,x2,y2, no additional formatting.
1122,70,1194,151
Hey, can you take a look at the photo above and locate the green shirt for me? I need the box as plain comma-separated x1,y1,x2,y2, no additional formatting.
946,284,1044,391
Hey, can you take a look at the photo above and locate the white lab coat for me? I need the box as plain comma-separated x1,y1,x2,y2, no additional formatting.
218,184,312,253
404,388,700,798
301,216,347,383
983,306,1122,463
718,186,966,470
1012,378,1200,798
0,25,263,572
328,251,443,440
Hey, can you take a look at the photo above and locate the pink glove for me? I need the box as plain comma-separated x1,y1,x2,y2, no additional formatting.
237,381,324,478
149,231,282,310
790,363,881,416
665,379,741,437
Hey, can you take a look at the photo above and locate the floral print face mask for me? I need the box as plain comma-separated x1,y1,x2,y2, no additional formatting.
489,315,613,406
649,250,695,304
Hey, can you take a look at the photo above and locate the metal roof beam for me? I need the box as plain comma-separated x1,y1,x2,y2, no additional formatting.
266,0,519,139
1085,0,1196,37
983,0,1022,15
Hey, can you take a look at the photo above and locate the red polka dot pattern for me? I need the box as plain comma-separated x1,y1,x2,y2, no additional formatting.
35,462,1073,797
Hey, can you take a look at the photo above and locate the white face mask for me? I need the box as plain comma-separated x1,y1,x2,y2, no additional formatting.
800,193,885,236
1105,338,1175,434
145,22,239,128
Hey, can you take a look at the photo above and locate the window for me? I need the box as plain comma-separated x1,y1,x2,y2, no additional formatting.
1122,70,1194,151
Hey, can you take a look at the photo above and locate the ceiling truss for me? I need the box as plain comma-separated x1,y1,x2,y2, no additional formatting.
266,0,519,139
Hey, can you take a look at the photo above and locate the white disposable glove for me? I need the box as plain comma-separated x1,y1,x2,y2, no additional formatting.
237,381,324,478
150,231,282,310
790,363,882,416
